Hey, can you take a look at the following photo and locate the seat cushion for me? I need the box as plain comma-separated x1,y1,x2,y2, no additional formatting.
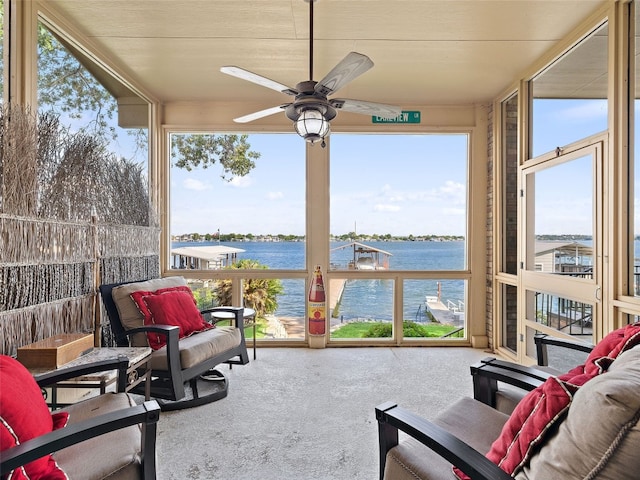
516,346,640,480
383,397,509,480
111,276,187,346
149,325,242,371
54,393,143,480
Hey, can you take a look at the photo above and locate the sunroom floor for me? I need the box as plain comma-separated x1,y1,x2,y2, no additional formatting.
155,346,490,480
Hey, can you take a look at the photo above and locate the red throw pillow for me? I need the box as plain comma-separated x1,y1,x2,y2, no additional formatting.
557,324,640,387
0,355,68,479
130,287,213,350
453,376,574,480
130,286,193,324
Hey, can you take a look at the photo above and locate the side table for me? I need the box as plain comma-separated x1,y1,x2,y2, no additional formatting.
31,347,152,408
210,307,257,360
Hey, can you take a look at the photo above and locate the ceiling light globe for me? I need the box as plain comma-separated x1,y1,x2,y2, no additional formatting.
294,108,330,143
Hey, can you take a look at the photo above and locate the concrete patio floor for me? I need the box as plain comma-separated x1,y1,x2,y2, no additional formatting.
155,346,490,479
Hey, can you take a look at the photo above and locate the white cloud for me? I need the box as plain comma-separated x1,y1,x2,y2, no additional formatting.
267,191,284,200
374,204,401,212
228,176,253,188
183,178,210,191
387,194,405,202
439,180,465,197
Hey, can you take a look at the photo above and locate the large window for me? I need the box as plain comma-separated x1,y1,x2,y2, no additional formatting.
523,21,607,357
169,133,306,341
328,134,469,342
36,21,149,224
497,93,519,354
530,22,608,159
169,132,471,344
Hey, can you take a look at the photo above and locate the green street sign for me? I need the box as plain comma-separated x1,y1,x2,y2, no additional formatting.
372,111,421,124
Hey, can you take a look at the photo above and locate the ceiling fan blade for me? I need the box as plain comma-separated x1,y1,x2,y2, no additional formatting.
315,52,374,96
221,66,298,96
233,104,290,123
330,98,402,119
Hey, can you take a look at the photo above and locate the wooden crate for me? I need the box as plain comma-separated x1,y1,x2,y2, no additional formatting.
17,334,94,369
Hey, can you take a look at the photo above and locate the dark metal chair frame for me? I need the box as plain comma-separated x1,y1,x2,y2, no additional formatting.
1,358,160,480
533,332,594,367
99,281,250,411
376,334,595,480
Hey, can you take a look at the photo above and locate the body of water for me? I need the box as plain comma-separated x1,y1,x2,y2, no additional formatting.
172,240,465,321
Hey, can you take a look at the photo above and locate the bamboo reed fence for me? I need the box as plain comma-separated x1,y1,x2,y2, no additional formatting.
0,104,160,355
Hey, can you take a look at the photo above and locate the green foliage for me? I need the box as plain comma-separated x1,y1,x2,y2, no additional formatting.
362,323,393,338
32,22,260,175
191,287,215,310
361,321,435,338
331,321,462,339
171,134,260,181
214,259,284,318
37,25,116,143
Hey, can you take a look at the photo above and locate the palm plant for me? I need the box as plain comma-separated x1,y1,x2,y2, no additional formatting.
214,259,283,318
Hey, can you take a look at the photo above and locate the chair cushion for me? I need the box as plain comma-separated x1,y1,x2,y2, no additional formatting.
130,286,213,350
384,397,509,480
516,345,640,480
0,355,68,479
111,276,187,346
54,393,143,480
149,325,242,370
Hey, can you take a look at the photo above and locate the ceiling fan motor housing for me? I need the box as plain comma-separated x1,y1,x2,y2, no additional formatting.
284,81,337,123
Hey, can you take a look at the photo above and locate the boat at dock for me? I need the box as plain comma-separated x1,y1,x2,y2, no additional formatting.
330,241,392,270
171,245,245,269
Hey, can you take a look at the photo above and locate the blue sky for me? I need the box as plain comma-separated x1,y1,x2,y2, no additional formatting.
170,99,617,238
60,97,624,239
170,133,468,237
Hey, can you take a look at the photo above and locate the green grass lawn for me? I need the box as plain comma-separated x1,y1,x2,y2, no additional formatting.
221,318,462,339
244,318,269,339
330,321,463,339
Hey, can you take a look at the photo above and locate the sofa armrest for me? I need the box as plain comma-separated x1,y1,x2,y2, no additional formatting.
471,357,548,408
534,333,593,366
1,400,161,480
375,402,512,480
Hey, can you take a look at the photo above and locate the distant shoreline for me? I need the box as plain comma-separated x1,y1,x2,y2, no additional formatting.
172,235,466,243
172,234,594,243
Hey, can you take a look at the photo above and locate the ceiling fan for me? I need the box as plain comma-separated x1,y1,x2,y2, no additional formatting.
220,0,401,145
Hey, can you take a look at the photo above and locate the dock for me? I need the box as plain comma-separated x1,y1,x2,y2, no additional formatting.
329,278,346,310
425,296,464,326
